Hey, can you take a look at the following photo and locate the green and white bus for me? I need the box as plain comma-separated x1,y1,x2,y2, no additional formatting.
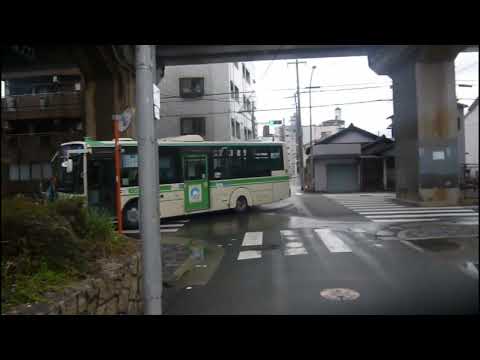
51,135,290,229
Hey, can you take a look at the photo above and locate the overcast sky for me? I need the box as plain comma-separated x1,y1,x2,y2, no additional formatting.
251,51,478,138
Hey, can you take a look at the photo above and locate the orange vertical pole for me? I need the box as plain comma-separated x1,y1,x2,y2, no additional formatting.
113,116,123,234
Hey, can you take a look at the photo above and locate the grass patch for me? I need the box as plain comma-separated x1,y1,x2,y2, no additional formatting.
1,196,136,312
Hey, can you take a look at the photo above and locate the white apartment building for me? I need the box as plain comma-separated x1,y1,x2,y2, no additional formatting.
464,98,479,179
158,62,256,141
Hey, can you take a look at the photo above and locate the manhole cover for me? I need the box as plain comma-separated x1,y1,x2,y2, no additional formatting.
320,288,360,301
409,239,461,252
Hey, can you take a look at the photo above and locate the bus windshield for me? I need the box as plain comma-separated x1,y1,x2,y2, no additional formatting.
52,146,85,194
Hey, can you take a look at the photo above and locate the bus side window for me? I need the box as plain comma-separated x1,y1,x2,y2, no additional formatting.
212,148,225,179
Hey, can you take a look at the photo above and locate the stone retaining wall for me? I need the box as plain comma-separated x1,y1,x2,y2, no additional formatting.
6,252,144,315
5,241,192,315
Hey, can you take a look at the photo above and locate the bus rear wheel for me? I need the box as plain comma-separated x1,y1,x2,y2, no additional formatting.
234,196,248,213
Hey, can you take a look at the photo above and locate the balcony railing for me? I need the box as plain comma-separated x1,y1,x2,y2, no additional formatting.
1,91,82,120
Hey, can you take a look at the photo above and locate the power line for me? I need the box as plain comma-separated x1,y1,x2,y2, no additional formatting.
159,99,393,118
161,90,255,100
258,45,283,82
284,85,392,98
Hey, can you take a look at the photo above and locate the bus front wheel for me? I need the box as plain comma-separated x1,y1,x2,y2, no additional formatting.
234,196,249,213
123,199,140,230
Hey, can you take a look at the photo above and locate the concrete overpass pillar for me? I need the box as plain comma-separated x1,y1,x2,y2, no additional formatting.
390,59,460,205
84,80,96,138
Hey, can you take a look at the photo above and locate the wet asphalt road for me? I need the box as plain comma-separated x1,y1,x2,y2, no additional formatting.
161,191,479,315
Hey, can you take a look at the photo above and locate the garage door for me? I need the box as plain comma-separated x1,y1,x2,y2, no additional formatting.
327,164,358,192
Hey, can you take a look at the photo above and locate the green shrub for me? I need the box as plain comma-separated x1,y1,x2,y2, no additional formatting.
1,197,87,274
48,197,88,237
1,197,135,311
2,259,74,311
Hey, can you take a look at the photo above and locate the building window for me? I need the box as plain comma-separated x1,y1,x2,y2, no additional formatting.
230,81,235,99
236,122,241,139
179,77,204,98
245,69,251,84
234,62,239,69
19,164,31,181
245,99,251,112
9,164,19,181
234,85,239,101
242,64,246,78
31,163,42,180
181,117,206,137
231,118,236,138
457,117,461,131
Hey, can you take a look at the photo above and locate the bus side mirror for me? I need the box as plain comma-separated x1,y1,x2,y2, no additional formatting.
62,159,73,173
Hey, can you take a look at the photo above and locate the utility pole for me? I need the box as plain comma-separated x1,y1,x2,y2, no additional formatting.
251,101,256,139
288,60,306,190
136,45,162,315
309,65,316,192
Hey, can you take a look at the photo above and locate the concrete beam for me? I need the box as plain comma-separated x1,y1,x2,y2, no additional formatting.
368,45,474,75
155,45,381,66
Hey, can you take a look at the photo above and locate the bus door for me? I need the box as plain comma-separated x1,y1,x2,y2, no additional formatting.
182,154,210,212
87,156,116,216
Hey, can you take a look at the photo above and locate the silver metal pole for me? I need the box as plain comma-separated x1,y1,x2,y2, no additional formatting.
295,60,304,191
136,45,162,315
309,66,316,192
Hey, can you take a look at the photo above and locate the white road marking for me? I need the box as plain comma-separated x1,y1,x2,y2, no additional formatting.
351,228,367,233
345,205,398,208
366,213,478,219
122,230,139,234
122,228,179,234
359,209,474,215
354,206,473,210
295,192,303,196
237,250,262,260
242,232,263,247
280,230,297,236
284,247,308,256
372,219,440,223
315,229,352,253
160,224,185,228
453,220,479,225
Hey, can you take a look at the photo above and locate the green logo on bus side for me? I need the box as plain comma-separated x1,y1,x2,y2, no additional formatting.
127,187,140,195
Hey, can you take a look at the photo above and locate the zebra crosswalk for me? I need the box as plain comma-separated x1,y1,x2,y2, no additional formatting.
122,218,190,234
236,229,353,261
324,193,479,223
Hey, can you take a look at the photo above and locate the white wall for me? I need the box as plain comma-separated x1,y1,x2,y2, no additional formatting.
464,104,478,168
313,143,361,156
229,62,255,140
158,62,256,141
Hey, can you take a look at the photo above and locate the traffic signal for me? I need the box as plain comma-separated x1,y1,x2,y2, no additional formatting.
269,120,283,125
